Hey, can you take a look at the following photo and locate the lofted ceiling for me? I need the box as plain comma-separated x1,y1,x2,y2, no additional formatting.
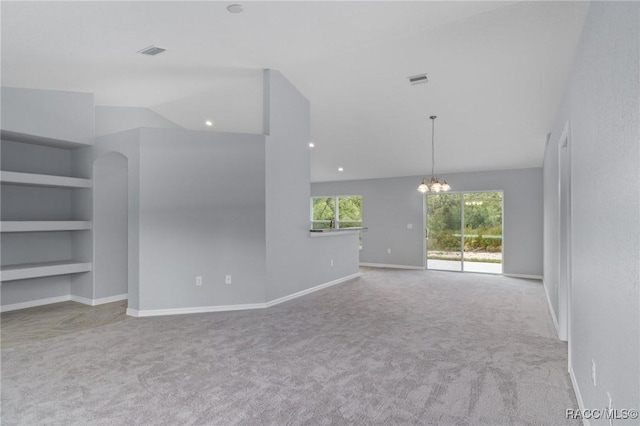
1,1,589,182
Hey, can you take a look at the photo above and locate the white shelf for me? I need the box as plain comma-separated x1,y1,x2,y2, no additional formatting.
1,171,91,189
1,221,92,232
1,130,90,149
1,261,92,282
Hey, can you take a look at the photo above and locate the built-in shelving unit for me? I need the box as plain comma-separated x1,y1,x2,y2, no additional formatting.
1,128,93,284
1,261,92,282
1,221,92,232
0,130,90,149
1,171,91,189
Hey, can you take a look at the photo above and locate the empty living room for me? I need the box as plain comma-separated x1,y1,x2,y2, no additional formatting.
1,1,638,425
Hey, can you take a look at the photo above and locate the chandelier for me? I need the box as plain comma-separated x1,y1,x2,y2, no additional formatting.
418,115,450,193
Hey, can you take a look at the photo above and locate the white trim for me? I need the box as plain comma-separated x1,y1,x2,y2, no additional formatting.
0,295,71,312
542,279,561,337
1,293,128,312
127,273,361,317
503,273,543,280
126,302,266,318
569,364,590,426
95,293,128,305
265,272,361,308
309,230,360,238
70,293,127,306
360,263,424,270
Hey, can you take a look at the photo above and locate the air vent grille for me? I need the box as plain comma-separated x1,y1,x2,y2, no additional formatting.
408,73,428,85
137,46,166,56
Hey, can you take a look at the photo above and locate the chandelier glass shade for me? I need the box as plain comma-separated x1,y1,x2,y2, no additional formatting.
418,115,451,193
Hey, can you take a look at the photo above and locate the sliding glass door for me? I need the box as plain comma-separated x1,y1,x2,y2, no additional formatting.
426,193,462,271
426,191,503,273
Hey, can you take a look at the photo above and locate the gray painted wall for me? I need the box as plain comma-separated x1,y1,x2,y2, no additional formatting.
0,276,71,306
79,129,142,307
1,87,94,144
264,69,360,302
543,2,639,416
2,74,360,312
86,127,269,310
70,146,94,300
95,106,181,137
312,167,543,276
137,128,267,309
93,152,128,299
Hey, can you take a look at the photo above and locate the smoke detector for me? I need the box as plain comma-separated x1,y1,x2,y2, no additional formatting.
408,73,428,85
137,46,166,56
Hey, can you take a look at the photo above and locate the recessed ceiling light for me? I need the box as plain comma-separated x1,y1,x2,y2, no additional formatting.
308,142,315,148
227,4,244,13
338,167,344,172
205,120,214,126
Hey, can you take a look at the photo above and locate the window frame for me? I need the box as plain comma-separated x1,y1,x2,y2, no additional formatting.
311,195,363,230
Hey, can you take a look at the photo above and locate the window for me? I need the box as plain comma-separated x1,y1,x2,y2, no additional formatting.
311,195,362,230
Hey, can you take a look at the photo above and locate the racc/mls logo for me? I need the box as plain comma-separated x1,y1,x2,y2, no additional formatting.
566,408,639,421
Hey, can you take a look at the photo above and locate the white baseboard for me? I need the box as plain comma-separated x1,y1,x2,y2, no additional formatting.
265,272,361,308
0,295,71,312
504,273,543,280
542,279,561,338
1,293,128,312
360,263,424,270
128,273,362,318
71,293,128,306
127,302,266,318
569,364,590,426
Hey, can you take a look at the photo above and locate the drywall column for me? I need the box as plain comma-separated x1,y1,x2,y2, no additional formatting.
136,128,267,311
544,1,639,415
264,70,359,302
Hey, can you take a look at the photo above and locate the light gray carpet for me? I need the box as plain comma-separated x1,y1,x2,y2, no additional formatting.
1,268,578,425
1,300,129,350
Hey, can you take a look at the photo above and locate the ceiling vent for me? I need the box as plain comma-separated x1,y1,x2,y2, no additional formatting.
137,46,166,56
408,73,428,85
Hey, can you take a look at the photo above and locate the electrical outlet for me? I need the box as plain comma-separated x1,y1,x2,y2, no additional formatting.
196,276,202,286
591,359,597,386
407,223,413,229
387,248,392,254
330,259,334,266
225,275,232,284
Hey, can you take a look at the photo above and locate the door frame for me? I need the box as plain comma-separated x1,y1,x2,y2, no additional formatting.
557,122,572,349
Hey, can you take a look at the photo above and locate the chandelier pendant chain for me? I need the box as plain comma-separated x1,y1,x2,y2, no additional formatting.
431,115,436,178
417,115,450,193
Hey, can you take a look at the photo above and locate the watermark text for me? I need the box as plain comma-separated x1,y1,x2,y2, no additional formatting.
566,408,639,420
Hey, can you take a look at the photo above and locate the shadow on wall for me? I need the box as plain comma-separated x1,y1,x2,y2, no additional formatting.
93,152,128,301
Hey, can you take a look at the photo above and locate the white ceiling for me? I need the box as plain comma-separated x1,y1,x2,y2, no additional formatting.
1,1,589,182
